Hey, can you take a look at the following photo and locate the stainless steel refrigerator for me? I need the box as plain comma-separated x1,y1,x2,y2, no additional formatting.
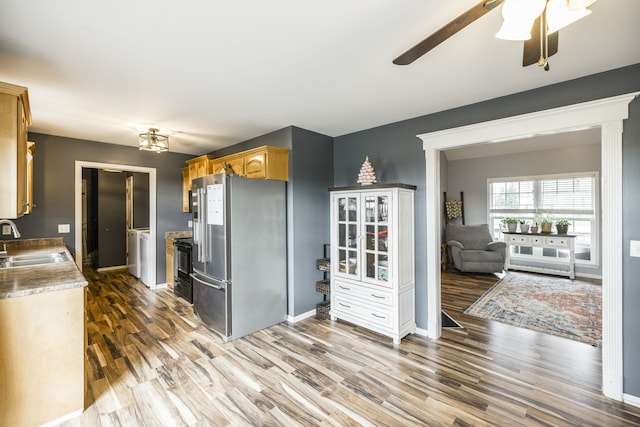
191,173,287,341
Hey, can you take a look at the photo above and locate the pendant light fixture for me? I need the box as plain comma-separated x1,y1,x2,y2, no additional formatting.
139,128,169,152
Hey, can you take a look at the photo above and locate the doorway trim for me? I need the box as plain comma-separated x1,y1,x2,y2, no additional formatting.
74,161,158,288
418,92,639,401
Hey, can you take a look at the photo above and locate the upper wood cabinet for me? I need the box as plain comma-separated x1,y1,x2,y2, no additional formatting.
181,167,190,212
25,141,35,214
181,146,289,212
185,154,214,186
0,81,32,219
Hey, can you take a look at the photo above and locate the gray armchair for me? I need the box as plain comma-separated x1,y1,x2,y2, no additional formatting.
446,223,506,273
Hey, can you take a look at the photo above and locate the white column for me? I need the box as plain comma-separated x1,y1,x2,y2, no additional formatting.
425,145,442,338
600,119,624,400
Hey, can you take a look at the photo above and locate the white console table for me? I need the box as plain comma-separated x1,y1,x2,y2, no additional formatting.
503,232,576,279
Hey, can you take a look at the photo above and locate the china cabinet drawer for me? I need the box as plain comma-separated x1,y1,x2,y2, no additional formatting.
333,295,393,329
333,280,393,307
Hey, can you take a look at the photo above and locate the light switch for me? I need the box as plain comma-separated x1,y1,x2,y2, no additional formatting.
58,224,70,233
188,220,193,228
631,240,640,258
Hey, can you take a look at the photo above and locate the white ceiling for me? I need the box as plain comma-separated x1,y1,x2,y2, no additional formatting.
1,0,638,155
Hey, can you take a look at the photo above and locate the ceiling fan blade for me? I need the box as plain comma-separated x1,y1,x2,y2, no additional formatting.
393,0,503,66
523,16,559,67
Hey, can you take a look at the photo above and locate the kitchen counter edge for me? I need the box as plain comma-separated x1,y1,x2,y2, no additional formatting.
0,238,87,299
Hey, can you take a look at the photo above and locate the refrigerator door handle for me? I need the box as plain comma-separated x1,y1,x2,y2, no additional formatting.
197,187,208,263
190,273,225,290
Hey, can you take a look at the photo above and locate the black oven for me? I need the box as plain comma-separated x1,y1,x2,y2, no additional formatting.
174,238,193,303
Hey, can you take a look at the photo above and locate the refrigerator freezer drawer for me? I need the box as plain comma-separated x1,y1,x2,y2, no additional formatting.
192,273,230,338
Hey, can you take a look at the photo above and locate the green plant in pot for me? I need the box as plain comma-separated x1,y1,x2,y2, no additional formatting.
501,217,519,233
556,219,571,234
519,219,530,233
535,213,554,233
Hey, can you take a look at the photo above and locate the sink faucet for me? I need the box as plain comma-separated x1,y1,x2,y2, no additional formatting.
0,219,21,238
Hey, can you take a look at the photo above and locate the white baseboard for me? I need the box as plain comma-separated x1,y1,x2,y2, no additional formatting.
415,327,428,337
624,393,640,408
96,265,127,272
287,309,316,323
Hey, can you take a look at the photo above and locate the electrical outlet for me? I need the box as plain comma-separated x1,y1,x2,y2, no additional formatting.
631,240,640,258
58,224,70,233
2,225,11,235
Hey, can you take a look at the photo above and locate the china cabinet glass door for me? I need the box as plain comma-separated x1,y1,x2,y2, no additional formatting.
336,195,359,278
364,194,389,283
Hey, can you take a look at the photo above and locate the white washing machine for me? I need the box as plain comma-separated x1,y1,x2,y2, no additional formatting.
127,229,140,278
139,230,151,287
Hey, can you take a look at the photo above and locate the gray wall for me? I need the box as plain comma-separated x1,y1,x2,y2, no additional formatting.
209,126,334,317
334,63,640,395
289,127,333,316
623,97,640,394
13,133,193,283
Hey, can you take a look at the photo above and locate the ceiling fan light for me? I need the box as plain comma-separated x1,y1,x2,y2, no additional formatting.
495,0,547,41
546,0,592,34
496,20,533,40
139,128,169,153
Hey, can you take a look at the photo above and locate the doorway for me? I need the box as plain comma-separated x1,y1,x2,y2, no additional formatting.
419,93,638,401
74,161,158,288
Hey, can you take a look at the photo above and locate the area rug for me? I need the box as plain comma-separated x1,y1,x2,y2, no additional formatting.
464,272,602,346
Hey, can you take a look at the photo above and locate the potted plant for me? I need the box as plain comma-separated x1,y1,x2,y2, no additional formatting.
501,217,519,233
530,222,539,233
519,219,530,233
535,213,554,233
556,219,571,234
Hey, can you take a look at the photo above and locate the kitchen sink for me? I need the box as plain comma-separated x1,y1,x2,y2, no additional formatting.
0,251,68,269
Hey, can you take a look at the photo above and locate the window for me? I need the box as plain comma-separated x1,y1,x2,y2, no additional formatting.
488,172,599,266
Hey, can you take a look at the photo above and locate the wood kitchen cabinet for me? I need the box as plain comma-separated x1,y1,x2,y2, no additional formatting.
0,81,32,219
244,145,289,180
166,237,174,287
25,141,35,214
182,167,190,212
186,154,214,183
0,286,86,426
182,146,289,212
212,154,245,175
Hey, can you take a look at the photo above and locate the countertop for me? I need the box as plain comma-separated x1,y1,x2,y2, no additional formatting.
165,230,192,240
0,238,88,299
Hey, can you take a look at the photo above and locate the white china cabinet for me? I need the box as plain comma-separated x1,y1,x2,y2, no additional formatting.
329,184,416,344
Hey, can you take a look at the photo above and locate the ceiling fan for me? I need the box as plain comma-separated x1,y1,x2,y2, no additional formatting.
393,0,596,71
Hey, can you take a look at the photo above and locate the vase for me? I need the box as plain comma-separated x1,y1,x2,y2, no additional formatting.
507,223,518,232
519,223,530,233
530,226,539,233
541,222,553,233
556,224,569,234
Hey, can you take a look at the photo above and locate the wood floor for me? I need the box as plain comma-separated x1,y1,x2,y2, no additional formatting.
58,268,640,426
